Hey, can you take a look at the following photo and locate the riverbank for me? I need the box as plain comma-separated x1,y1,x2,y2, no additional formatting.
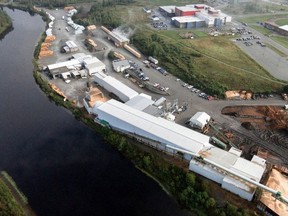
0,8,12,39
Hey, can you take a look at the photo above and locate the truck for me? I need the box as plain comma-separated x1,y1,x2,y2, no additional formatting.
148,56,158,65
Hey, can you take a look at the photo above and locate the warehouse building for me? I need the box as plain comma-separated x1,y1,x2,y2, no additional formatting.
112,59,130,73
188,112,211,129
125,93,154,111
90,97,268,201
161,4,231,28
47,59,81,79
94,73,138,102
159,5,176,17
172,16,205,29
93,99,211,159
189,147,266,201
175,6,200,16
83,57,106,76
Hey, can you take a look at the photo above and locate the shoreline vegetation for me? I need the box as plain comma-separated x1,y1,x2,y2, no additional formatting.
0,7,13,39
0,171,30,216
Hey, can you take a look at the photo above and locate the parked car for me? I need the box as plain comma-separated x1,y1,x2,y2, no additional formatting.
182,83,188,87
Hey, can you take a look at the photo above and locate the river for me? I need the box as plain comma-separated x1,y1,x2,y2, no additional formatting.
0,8,191,216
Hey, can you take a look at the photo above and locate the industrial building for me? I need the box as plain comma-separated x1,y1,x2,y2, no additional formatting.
62,40,79,53
125,93,155,111
87,96,276,201
190,147,266,201
94,72,138,102
112,59,130,73
83,57,106,76
159,6,176,17
160,4,232,28
92,99,212,160
47,59,81,79
188,112,211,129
172,16,205,29
264,22,288,36
175,6,200,16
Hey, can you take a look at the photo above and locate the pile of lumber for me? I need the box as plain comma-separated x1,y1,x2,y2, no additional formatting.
44,35,56,43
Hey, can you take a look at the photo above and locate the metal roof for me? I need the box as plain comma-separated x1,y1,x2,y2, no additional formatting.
159,6,176,13
95,99,212,154
176,6,199,12
172,16,203,23
94,74,138,102
231,157,266,182
47,59,80,71
279,25,288,31
189,112,211,128
125,93,154,111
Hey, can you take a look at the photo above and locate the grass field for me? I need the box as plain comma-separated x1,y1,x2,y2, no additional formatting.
250,24,273,35
136,29,284,94
238,14,288,24
275,18,288,26
271,35,288,49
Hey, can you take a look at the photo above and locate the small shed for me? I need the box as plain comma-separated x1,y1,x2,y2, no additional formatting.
189,112,211,129
112,59,130,72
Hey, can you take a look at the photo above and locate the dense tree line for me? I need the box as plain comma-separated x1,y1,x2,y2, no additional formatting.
102,130,253,216
73,1,133,28
132,31,227,97
14,0,134,9
0,178,26,216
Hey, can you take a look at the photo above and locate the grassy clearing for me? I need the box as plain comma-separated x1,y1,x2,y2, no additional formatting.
271,35,288,49
193,30,208,38
265,43,287,57
275,18,288,26
134,29,284,95
238,14,288,24
250,24,273,35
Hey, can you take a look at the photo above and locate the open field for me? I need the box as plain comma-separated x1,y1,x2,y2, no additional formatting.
137,31,281,94
271,34,288,48
275,18,288,26
238,13,288,24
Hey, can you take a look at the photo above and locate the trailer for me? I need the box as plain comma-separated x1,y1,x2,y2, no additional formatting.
148,56,158,64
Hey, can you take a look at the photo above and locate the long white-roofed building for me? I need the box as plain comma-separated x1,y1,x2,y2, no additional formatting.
94,73,138,102
93,99,211,159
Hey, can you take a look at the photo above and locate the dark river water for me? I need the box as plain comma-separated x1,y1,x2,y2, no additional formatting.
0,8,191,216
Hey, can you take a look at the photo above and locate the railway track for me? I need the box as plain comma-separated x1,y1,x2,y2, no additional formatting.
231,128,288,166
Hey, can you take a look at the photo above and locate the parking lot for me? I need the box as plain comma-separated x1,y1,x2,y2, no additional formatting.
232,23,288,81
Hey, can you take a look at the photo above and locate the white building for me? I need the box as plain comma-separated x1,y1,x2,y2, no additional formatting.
125,93,154,111
189,112,211,129
83,57,106,75
94,73,138,102
112,59,130,72
91,97,267,200
93,99,211,159
47,59,81,79
189,147,266,201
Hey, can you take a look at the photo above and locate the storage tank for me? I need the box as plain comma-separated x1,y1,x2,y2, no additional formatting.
210,137,227,150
